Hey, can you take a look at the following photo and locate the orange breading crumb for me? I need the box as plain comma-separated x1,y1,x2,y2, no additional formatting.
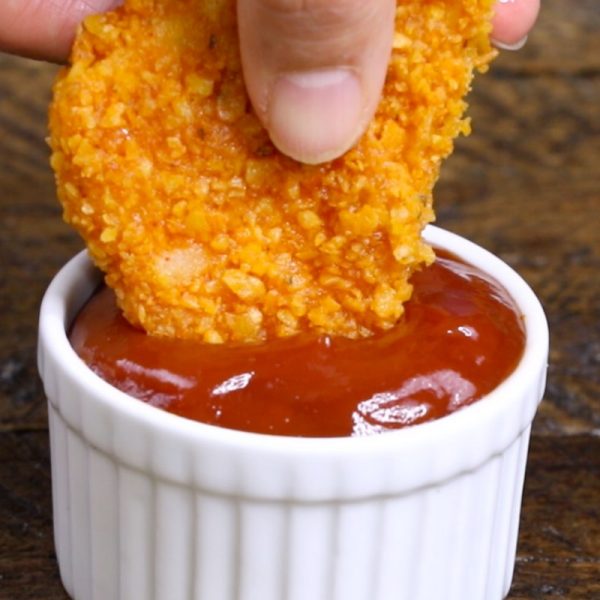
49,0,496,342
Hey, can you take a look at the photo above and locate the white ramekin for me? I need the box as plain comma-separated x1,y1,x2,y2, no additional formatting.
38,226,548,600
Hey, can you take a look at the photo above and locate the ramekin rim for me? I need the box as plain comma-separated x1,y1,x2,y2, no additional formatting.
38,225,549,456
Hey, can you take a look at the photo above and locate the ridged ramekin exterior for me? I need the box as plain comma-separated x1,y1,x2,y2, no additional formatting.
39,227,549,600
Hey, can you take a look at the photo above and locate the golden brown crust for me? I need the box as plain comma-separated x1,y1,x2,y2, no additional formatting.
49,0,495,342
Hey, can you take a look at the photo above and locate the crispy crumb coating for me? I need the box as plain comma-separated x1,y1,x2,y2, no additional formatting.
49,0,495,342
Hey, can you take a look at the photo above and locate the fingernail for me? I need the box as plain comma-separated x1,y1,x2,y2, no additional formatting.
492,34,528,51
267,68,363,164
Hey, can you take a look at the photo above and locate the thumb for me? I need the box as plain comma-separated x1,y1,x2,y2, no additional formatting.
237,0,396,164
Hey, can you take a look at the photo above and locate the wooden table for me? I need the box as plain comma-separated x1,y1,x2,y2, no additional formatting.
1,1,598,597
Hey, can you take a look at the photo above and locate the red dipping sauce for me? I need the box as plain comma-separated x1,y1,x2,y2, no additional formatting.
69,251,525,437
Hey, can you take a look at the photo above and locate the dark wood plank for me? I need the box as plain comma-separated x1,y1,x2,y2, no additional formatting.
1,433,598,599
1,0,599,596
0,431,66,598
437,72,600,436
509,434,600,599
494,0,600,75
0,56,82,433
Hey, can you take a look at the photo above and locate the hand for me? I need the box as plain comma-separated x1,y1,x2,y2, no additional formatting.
0,0,540,163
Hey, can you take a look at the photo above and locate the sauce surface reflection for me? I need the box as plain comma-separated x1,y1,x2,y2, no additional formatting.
69,251,525,437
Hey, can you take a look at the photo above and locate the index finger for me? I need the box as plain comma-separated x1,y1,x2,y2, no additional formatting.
0,0,120,62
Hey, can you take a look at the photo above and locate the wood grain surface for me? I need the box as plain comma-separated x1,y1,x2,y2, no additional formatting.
1,0,598,597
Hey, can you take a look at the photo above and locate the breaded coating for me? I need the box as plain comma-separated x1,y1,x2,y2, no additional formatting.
50,0,495,342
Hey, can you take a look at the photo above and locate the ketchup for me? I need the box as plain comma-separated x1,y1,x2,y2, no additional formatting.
69,251,525,437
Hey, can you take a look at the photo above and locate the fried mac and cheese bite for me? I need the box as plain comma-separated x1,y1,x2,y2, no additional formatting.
49,0,495,342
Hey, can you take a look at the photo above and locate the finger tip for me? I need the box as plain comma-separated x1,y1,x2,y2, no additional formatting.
492,0,540,47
